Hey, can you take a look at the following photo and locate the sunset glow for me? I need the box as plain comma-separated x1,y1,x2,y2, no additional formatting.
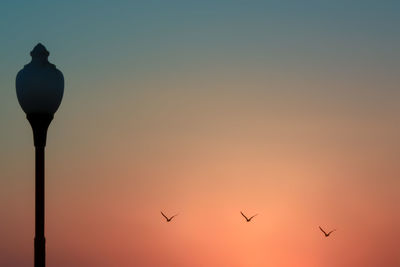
1,1,399,266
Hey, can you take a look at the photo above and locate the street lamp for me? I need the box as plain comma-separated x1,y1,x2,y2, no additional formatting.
16,43,64,267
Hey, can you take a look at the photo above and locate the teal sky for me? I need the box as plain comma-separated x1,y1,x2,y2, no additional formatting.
2,1,400,83
1,1,400,266
1,1,399,129
1,0,399,149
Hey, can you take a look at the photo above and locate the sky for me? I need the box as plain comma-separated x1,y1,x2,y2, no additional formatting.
0,1,400,266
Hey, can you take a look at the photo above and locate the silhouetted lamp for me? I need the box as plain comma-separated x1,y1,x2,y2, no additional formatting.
16,43,64,267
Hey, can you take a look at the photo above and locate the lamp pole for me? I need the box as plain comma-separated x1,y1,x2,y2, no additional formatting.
29,114,53,267
16,44,64,267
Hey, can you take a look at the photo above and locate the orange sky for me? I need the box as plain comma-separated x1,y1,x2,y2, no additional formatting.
2,77,399,266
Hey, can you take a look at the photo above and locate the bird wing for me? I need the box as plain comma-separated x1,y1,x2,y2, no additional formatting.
249,214,258,220
327,229,336,235
240,211,249,220
161,211,168,220
319,226,328,235
170,214,179,220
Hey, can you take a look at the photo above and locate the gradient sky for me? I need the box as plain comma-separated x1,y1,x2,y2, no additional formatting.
1,1,400,266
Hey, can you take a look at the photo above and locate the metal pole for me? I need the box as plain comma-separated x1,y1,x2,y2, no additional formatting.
34,146,46,267
27,114,53,267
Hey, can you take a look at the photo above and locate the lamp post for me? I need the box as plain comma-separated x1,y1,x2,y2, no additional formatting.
16,43,64,267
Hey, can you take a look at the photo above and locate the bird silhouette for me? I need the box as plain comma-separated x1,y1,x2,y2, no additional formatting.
161,211,178,222
319,226,336,237
240,211,258,222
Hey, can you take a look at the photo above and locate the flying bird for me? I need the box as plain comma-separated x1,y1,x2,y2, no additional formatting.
240,211,258,222
319,226,336,237
161,211,178,222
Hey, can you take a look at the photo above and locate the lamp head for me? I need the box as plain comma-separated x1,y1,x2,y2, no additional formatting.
16,43,64,115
